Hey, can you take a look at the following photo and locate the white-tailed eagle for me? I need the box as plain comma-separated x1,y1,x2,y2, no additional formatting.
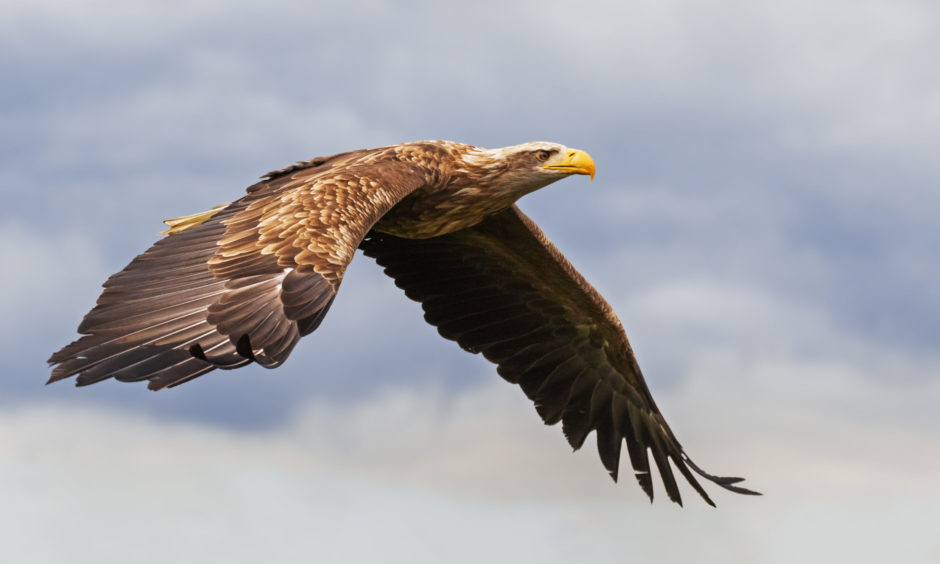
49,140,758,505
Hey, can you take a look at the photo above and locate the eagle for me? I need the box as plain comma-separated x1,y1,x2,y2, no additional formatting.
48,140,758,506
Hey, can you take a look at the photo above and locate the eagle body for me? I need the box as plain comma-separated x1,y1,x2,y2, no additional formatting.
49,140,757,506
372,141,584,238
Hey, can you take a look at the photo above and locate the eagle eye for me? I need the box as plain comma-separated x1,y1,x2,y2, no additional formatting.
535,149,552,161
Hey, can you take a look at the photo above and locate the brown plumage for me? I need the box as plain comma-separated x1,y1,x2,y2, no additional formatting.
48,140,759,505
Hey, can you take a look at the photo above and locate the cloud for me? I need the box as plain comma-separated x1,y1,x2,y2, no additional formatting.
2,10,939,562
0,221,107,340
1,0,936,408
3,349,939,563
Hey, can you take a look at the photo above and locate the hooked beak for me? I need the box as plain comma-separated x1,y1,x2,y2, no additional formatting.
542,148,596,181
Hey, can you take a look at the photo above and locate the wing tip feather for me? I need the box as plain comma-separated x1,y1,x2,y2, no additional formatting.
682,453,762,498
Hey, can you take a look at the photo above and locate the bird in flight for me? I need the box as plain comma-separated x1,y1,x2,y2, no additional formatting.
49,140,759,505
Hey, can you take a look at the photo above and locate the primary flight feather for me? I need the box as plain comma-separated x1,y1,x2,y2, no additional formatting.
48,140,759,506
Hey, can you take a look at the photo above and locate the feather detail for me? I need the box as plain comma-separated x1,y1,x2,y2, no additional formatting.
160,204,230,235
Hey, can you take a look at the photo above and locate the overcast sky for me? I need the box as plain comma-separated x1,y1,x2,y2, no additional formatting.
2,1,939,562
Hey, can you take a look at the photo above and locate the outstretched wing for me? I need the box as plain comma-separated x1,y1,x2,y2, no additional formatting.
49,147,428,390
360,205,759,505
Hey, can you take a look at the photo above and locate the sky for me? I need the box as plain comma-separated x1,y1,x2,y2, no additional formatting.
1,0,939,562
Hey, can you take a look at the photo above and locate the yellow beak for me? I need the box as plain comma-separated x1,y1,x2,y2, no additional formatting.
542,148,596,181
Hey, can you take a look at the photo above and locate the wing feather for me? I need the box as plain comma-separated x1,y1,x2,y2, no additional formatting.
49,146,429,388
361,205,759,505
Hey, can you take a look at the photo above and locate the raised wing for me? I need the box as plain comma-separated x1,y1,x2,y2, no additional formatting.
360,205,759,505
49,148,427,390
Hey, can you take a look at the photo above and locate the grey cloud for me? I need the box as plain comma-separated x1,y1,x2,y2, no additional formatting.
1,0,937,436
2,3,938,562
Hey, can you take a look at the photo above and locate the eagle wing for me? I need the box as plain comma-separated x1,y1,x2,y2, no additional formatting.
360,205,759,505
48,148,428,390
